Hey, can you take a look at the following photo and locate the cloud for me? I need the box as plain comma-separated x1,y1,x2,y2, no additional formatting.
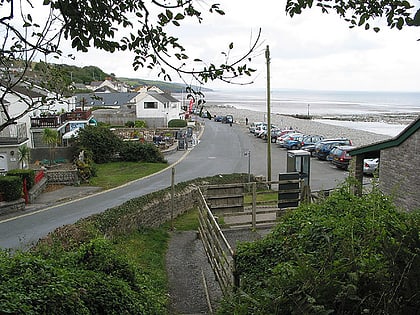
51,0,420,92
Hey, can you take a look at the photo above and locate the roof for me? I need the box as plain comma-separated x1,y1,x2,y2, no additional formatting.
350,115,420,156
74,92,138,107
147,91,179,103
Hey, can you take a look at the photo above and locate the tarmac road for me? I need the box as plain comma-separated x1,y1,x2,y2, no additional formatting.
0,119,351,250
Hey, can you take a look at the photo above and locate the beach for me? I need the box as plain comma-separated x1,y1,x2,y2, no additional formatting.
205,105,399,147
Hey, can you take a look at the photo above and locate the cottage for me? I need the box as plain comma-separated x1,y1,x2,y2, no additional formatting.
134,90,182,128
350,116,420,211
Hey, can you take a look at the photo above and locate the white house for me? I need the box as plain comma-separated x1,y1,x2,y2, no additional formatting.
135,91,183,128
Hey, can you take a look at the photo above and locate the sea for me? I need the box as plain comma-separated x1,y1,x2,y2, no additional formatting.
183,89,420,137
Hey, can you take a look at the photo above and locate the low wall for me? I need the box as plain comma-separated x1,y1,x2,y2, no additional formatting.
28,177,48,204
105,185,200,235
46,169,79,185
0,198,26,216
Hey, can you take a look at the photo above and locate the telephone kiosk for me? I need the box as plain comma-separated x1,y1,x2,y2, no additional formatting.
286,150,311,187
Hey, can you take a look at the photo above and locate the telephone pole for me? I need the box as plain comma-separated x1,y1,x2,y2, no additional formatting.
266,45,272,184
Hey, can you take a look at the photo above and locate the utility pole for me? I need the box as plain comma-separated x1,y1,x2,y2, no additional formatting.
266,45,272,184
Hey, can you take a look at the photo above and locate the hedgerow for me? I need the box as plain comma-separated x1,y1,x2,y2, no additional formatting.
218,183,420,314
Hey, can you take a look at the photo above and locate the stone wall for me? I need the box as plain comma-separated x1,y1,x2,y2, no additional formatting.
379,131,420,211
46,169,80,185
106,185,200,235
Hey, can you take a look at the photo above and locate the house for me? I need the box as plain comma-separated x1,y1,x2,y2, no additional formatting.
73,92,138,109
134,90,183,128
0,83,43,172
74,89,184,128
87,79,130,93
349,116,420,212
30,109,96,148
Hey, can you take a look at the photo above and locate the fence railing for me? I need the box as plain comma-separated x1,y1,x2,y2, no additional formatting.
197,188,239,295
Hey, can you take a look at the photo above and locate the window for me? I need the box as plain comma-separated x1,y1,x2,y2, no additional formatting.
144,102,158,109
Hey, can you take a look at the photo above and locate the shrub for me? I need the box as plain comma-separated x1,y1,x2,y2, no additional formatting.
0,176,22,201
168,119,187,128
119,142,166,163
74,149,96,182
134,120,147,128
219,184,420,314
6,169,35,190
125,121,135,128
76,125,123,164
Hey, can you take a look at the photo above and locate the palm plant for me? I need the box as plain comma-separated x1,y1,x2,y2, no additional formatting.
42,128,60,165
17,145,30,169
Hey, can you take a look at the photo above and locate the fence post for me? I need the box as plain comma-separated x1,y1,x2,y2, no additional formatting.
232,252,240,292
252,182,256,229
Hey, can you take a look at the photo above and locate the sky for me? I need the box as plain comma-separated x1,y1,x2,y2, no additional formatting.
51,0,420,92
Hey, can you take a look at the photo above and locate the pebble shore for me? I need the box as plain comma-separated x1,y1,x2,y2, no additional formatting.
206,105,394,147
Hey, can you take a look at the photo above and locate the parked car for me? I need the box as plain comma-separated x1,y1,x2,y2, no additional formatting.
277,133,303,148
214,115,223,122
221,115,233,124
286,134,324,150
330,145,356,170
363,158,379,175
283,134,305,150
314,138,353,160
249,121,264,133
272,129,298,143
254,124,267,137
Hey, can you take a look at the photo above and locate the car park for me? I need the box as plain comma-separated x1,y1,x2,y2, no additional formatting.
363,158,379,175
314,138,353,160
330,145,356,170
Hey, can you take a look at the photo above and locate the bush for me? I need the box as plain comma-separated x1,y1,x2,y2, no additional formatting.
168,119,187,128
74,149,96,182
125,121,135,127
134,120,147,128
219,184,420,314
119,142,166,163
76,125,123,164
0,176,22,201
0,238,164,314
6,169,35,190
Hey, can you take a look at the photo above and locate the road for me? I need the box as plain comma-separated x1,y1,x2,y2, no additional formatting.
0,120,349,250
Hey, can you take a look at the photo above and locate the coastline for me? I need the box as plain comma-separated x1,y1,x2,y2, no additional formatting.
205,105,406,147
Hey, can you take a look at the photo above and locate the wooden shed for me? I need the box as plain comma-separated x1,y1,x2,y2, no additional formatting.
349,116,420,212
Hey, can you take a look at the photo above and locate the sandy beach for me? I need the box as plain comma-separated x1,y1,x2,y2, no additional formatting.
205,105,398,147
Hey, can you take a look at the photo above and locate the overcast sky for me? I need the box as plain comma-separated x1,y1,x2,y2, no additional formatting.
55,0,420,92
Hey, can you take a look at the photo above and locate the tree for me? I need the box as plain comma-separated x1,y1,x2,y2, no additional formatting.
0,0,261,132
42,128,59,165
286,0,420,31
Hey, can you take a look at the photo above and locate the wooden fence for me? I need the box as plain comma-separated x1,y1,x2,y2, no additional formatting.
197,188,239,295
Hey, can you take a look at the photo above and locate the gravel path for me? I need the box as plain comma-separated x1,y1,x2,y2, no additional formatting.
166,228,271,314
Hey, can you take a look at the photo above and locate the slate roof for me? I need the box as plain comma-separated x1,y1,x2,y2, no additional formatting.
74,92,138,107
148,91,179,103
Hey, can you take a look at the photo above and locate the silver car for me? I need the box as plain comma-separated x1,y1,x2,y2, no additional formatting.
363,158,379,175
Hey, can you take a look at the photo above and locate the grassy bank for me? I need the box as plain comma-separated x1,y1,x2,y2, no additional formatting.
87,161,168,189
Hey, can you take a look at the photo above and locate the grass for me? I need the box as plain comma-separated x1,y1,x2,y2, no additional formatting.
113,208,201,309
86,161,168,189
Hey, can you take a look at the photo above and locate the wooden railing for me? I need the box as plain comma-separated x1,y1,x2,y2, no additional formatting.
197,188,239,295
31,109,92,128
